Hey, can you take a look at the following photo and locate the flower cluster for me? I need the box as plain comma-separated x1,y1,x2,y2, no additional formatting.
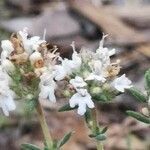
0,28,61,116
61,35,132,115
0,29,132,117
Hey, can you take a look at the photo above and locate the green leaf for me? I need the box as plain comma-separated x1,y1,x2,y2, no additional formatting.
95,134,107,141
84,108,92,125
25,99,37,112
57,132,72,148
145,69,150,91
89,134,96,138
100,127,108,134
128,87,147,103
92,88,116,103
21,143,41,150
58,104,77,112
126,111,150,124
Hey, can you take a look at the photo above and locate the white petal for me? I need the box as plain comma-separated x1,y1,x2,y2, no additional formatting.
0,95,16,116
1,40,14,53
29,51,43,65
39,85,49,99
109,48,116,56
53,65,67,81
69,94,79,108
112,74,132,92
69,91,95,115
48,88,56,103
70,76,87,89
2,59,15,73
39,73,56,102
77,102,86,116
85,73,106,83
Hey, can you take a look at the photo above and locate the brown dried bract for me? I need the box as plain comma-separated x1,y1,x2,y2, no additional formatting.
106,63,121,77
9,52,29,65
10,33,24,54
23,72,36,83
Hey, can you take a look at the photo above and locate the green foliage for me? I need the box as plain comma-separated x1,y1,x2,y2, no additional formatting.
0,116,11,129
58,103,78,112
95,134,107,141
57,132,72,148
126,111,150,124
145,69,150,92
89,133,106,141
84,109,92,127
100,126,108,134
21,143,41,150
44,140,57,150
24,98,37,112
91,88,116,103
128,87,147,103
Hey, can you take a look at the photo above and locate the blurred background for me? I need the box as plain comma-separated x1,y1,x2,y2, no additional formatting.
0,0,150,149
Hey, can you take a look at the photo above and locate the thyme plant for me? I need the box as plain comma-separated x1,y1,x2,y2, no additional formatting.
59,35,132,150
0,28,72,150
1,28,146,150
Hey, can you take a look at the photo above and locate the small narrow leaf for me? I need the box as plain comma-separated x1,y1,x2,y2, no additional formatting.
84,109,92,125
145,69,150,90
21,143,41,150
126,111,150,124
89,134,96,138
57,132,72,148
95,134,106,141
128,87,147,103
58,104,77,112
100,127,108,134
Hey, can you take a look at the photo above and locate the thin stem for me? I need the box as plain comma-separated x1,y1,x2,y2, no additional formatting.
91,108,104,150
36,100,53,149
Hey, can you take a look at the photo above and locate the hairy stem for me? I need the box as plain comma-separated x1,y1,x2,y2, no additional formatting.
36,100,53,149
91,108,104,150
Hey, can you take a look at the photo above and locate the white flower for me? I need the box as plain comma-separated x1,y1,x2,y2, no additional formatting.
70,76,87,89
95,35,116,69
71,42,82,69
87,60,106,82
39,72,56,102
58,42,82,76
111,74,132,92
1,59,15,73
69,89,94,115
19,28,45,54
0,92,16,116
1,40,14,53
85,73,106,82
0,69,16,116
1,40,14,61
53,65,67,81
29,51,43,66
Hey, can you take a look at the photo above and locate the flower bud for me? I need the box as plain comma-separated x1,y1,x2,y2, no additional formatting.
103,83,110,90
26,94,34,100
141,107,149,117
90,87,101,95
63,90,71,98
82,70,90,78
29,51,43,66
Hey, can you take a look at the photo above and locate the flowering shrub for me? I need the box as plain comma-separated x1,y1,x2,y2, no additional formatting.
0,29,138,150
